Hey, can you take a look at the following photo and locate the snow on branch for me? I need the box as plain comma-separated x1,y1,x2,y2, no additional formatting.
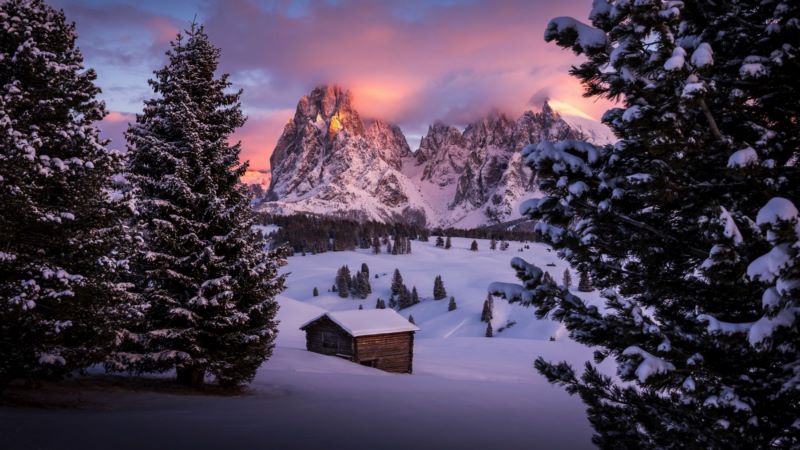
544,17,607,53
622,346,675,382
487,282,533,304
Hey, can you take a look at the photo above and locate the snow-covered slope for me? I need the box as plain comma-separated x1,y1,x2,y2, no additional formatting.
0,238,612,450
261,85,615,227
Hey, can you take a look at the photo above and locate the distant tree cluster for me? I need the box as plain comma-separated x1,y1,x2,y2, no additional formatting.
259,214,429,255
334,264,371,299
388,269,420,310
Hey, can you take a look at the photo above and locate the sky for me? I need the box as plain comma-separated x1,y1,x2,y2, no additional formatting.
52,0,610,171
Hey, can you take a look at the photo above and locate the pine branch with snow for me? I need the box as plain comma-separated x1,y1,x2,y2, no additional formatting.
509,0,800,447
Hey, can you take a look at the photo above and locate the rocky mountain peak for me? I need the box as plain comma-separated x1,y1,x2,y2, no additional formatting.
294,84,364,136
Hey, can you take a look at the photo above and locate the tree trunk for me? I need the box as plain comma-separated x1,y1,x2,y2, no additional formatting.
176,366,205,387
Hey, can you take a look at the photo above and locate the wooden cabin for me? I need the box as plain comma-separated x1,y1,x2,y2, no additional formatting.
300,309,420,374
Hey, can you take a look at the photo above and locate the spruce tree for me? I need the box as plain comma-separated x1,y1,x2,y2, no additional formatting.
470,240,478,251
360,262,369,278
313,287,319,297
448,296,457,311
490,238,497,250
375,298,385,309
435,236,445,247
358,304,363,310
561,269,571,289
485,322,493,338
481,294,494,322
408,315,415,325
372,236,381,254
124,24,284,387
445,236,452,249
390,268,403,297
577,271,592,292
508,1,800,447
335,266,350,298
433,275,447,300
0,0,140,383
411,286,419,305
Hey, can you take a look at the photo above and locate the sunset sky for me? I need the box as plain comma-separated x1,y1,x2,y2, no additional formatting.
52,0,609,171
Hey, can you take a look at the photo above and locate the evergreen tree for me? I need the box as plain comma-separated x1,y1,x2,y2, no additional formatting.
408,315,415,325
433,275,447,300
500,241,509,251
335,266,350,298
372,236,381,254
509,1,800,446
481,294,494,322
490,238,497,250
411,286,419,305
542,271,555,285
485,322,493,338
397,285,412,310
577,271,592,293
313,287,319,297
561,269,571,289
0,0,140,383
124,24,285,387
470,240,478,251
448,296,457,312
375,298,385,309
360,262,369,278
358,304,363,310
435,236,445,247
445,236,452,249
390,268,404,297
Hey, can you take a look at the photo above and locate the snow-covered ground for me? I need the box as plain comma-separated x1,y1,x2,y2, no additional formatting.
0,237,608,450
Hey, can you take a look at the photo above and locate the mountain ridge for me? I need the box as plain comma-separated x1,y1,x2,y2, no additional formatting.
258,85,615,228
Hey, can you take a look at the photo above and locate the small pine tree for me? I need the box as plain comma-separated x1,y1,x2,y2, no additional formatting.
408,315,415,325
336,266,350,298
470,240,478,251
481,294,494,322
375,298,385,309
500,241,509,251
577,271,592,292
433,275,447,300
561,269,571,289
411,286,419,305
435,236,445,247
372,237,381,254
445,236,452,249
358,304,363,310
485,322,493,338
360,263,369,277
542,272,555,285
391,268,404,297
398,285,412,309
490,238,497,250
313,287,319,297
448,296,457,311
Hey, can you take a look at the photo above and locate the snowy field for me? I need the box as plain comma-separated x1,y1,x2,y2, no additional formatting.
0,237,610,450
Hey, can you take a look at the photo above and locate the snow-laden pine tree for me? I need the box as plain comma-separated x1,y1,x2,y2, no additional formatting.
507,1,799,447
433,275,447,300
0,0,139,384
122,24,285,388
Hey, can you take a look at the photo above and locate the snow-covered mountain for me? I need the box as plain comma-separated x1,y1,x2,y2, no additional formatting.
261,85,613,228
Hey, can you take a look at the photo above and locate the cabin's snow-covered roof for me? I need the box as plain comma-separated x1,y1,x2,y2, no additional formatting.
300,309,420,337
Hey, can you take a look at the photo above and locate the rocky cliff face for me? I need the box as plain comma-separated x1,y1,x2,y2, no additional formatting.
262,85,610,228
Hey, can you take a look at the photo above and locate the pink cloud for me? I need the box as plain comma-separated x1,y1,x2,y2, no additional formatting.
202,0,613,168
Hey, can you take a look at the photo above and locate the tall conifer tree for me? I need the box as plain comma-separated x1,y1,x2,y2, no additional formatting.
509,1,800,446
0,0,139,383
124,24,285,387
